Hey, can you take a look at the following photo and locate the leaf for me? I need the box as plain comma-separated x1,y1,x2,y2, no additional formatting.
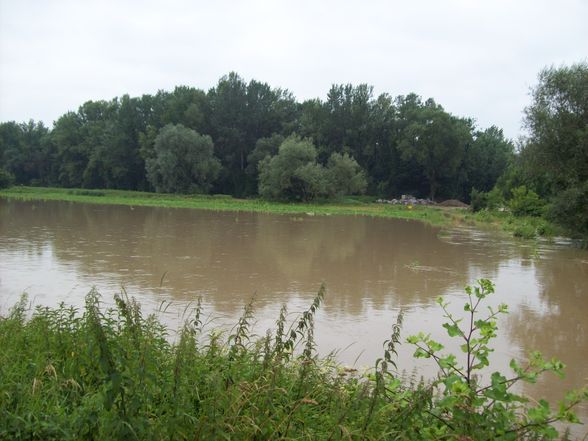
427,340,444,352
413,347,430,359
442,322,462,337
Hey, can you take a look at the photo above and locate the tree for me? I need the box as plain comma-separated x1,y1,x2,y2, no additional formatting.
245,133,285,186
208,73,298,196
522,62,588,190
258,136,367,200
258,135,324,201
0,120,54,186
51,112,87,187
145,124,220,193
325,152,367,196
397,97,472,200
519,62,588,235
461,126,514,200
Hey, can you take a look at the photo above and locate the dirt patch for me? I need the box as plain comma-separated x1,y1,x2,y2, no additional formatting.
437,199,469,208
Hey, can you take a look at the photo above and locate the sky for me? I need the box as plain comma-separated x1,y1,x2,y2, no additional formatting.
0,0,586,140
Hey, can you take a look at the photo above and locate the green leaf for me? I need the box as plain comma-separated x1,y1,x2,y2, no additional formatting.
413,347,430,358
442,322,462,337
427,340,444,352
439,354,457,369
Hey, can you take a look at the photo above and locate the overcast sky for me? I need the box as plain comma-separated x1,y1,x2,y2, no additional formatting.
0,0,586,140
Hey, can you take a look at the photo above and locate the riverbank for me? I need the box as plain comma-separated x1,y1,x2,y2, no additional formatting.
0,186,564,240
1,283,585,440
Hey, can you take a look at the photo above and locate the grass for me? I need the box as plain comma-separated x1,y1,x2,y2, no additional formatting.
1,186,572,241
1,284,584,440
0,186,457,226
462,209,566,240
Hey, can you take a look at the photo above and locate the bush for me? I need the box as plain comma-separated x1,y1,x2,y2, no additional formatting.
509,185,545,217
512,223,537,239
470,188,488,212
258,137,366,201
547,182,588,237
470,187,505,212
1,283,585,440
407,279,586,439
0,168,15,189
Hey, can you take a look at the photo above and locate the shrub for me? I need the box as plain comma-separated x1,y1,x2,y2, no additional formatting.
509,185,545,217
0,283,585,440
470,188,488,212
512,223,537,239
471,187,505,212
407,279,586,439
547,182,588,237
258,137,366,201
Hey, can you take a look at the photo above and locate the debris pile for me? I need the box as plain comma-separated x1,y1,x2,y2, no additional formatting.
376,194,435,206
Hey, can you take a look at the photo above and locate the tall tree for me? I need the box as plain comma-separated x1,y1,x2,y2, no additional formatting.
145,124,220,193
522,62,588,190
208,72,298,195
51,112,87,187
0,120,54,185
463,126,514,197
397,97,472,200
521,62,588,234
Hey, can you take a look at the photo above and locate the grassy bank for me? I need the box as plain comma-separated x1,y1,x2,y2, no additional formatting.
463,209,567,240
1,282,585,440
0,186,566,240
0,186,456,225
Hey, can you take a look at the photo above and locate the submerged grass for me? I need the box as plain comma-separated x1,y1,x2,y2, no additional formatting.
1,284,585,440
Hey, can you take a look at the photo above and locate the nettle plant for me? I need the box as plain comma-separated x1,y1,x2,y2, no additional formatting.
407,279,586,440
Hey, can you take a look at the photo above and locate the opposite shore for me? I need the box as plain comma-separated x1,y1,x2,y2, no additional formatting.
0,186,568,241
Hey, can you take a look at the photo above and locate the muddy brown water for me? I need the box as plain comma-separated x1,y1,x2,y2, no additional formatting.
1,199,587,435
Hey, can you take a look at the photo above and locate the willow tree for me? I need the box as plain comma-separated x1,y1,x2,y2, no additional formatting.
145,124,220,193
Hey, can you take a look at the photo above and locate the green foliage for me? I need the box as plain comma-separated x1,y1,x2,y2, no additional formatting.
0,120,56,186
258,137,368,201
0,282,584,440
517,62,588,236
407,279,586,440
258,135,320,200
470,188,488,212
0,73,515,203
464,127,515,197
325,152,367,196
547,181,588,237
0,168,15,189
245,133,285,179
512,223,537,239
145,124,221,193
292,162,329,201
509,185,545,217
471,187,506,212
522,62,588,191
397,96,473,200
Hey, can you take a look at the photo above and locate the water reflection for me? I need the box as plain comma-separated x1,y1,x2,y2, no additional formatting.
1,199,587,433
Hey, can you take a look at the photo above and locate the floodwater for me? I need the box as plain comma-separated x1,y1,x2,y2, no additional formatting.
1,199,587,434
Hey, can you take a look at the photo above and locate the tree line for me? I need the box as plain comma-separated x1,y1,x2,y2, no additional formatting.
0,72,515,202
